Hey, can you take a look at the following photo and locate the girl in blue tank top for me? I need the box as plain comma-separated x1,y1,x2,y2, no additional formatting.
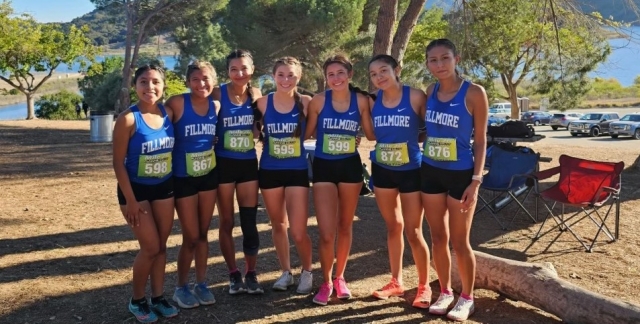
367,54,432,309
164,61,220,309
420,39,489,322
303,54,375,306
212,50,265,295
112,65,179,321
255,57,314,294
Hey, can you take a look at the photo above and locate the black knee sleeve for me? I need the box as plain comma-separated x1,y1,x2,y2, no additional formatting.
239,206,259,256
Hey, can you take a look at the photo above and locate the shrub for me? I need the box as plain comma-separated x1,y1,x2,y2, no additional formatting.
35,90,83,120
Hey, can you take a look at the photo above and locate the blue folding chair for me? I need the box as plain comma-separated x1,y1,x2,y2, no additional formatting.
476,145,540,230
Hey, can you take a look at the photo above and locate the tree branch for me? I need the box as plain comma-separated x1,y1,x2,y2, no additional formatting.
391,0,426,63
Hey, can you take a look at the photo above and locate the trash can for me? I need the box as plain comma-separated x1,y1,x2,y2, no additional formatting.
89,110,115,142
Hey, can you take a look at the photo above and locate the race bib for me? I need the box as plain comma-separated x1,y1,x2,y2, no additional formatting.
375,142,409,166
224,129,254,152
138,152,172,178
424,137,457,161
186,149,216,177
269,137,301,158
322,134,356,155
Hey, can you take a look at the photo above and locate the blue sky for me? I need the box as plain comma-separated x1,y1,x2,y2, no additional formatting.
11,0,95,23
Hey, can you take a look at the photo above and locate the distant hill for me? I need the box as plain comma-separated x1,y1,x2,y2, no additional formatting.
60,0,640,46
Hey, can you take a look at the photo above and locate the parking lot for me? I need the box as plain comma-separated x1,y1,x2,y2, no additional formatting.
528,107,640,148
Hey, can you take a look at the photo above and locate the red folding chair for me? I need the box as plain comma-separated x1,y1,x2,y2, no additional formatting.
531,155,624,252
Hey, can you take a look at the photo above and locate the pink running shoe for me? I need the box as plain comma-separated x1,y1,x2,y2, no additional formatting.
333,277,352,300
312,282,333,306
372,278,405,300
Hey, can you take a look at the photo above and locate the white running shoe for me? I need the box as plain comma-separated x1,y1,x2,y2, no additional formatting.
272,271,294,291
447,297,475,321
296,270,313,294
429,292,455,315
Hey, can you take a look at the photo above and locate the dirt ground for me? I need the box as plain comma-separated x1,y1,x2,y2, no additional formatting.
1,120,639,324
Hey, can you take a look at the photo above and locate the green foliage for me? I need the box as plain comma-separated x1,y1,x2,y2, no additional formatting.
173,22,230,78
585,77,638,99
450,0,609,112
35,90,83,120
404,8,448,65
61,9,126,45
220,0,367,92
635,75,640,85
164,71,188,98
0,1,96,118
79,56,124,113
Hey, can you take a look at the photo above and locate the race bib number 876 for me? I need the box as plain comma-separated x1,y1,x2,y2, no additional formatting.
424,137,457,162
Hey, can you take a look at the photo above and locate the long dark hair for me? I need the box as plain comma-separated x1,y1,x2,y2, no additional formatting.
226,49,263,139
132,64,165,86
323,54,375,100
273,56,305,138
368,54,400,84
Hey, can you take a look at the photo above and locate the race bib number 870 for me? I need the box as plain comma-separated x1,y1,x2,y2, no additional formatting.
269,137,301,158
375,142,409,166
224,129,254,152
138,152,172,178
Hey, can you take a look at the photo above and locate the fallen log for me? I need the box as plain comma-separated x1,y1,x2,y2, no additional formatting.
448,251,640,324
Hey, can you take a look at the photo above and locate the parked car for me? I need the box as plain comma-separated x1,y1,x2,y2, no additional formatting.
521,111,553,125
489,103,512,119
488,115,506,126
568,112,620,137
609,113,640,139
550,112,584,130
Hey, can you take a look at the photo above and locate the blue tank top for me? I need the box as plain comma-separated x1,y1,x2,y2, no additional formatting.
370,85,421,171
422,80,474,170
260,93,307,170
314,90,360,160
125,104,175,185
173,94,217,177
214,84,257,160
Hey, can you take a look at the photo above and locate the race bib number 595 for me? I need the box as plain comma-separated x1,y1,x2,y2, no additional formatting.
269,137,301,158
138,152,172,178
375,142,409,166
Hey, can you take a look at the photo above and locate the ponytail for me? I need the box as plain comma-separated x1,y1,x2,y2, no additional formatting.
246,81,264,141
348,83,376,101
292,91,305,138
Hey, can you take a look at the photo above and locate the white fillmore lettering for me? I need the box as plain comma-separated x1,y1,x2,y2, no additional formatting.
184,124,217,136
267,122,297,134
223,115,254,127
374,115,410,127
141,137,175,153
426,111,460,128
322,118,359,132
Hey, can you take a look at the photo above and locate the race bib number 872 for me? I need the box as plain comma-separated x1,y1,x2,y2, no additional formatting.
138,152,172,178
375,142,409,166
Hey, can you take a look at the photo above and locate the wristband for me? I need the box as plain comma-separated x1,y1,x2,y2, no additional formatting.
471,175,483,183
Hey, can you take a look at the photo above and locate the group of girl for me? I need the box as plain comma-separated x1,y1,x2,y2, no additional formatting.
112,38,488,323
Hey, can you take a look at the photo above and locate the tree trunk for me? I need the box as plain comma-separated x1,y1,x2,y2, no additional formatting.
315,77,325,93
390,0,426,64
117,2,135,114
26,94,35,120
372,0,397,56
449,251,640,324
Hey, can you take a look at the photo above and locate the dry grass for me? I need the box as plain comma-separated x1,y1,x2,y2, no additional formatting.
0,120,639,324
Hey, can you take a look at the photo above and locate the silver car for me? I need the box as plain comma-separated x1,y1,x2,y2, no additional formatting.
550,112,583,130
609,113,640,139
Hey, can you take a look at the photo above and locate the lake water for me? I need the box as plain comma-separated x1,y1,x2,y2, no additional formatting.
2,28,640,120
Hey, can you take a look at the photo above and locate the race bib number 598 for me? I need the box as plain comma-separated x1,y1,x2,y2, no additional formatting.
138,152,172,178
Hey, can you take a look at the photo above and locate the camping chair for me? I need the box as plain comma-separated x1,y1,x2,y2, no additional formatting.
531,155,624,252
475,146,540,230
